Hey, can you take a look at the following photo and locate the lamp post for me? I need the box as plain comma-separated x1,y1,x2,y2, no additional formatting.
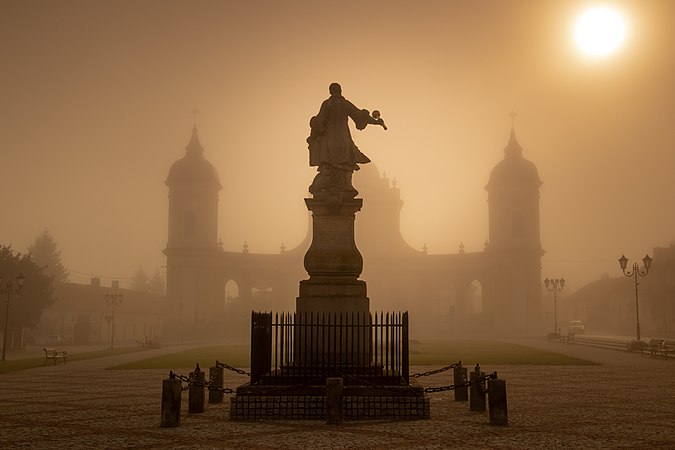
105,293,123,349
1,274,26,362
618,254,652,344
544,277,565,336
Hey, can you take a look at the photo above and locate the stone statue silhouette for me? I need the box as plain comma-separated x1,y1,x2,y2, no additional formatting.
307,83,386,199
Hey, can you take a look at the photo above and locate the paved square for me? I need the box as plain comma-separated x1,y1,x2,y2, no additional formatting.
1,340,674,449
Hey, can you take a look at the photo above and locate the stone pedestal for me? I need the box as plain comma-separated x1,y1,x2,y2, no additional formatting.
296,197,370,365
298,198,369,315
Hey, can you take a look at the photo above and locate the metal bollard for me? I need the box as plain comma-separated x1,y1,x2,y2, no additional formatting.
160,371,181,427
188,363,206,414
454,363,468,402
209,364,224,404
326,377,344,424
488,376,508,425
469,369,486,412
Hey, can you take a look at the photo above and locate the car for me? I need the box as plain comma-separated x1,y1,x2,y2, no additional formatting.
568,320,585,335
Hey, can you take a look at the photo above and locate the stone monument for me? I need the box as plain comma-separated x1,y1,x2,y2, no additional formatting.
299,83,386,365
231,84,428,421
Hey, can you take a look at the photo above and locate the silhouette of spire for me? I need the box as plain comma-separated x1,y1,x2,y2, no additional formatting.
185,123,204,155
504,111,523,157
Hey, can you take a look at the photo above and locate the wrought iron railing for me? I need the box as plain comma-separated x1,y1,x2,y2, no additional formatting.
250,311,409,386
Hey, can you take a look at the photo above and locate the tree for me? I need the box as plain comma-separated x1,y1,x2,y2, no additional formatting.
0,245,56,329
130,266,149,292
27,230,69,285
148,269,166,296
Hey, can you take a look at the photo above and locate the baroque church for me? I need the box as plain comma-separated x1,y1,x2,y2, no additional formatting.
164,125,544,338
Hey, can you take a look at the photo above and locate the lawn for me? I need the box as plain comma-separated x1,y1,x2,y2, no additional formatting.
408,339,595,366
0,346,143,374
110,343,250,370
110,339,593,370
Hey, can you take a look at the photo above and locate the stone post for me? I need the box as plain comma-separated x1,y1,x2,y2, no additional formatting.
160,372,181,428
209,365,224,404
326,377,344,424
188,364,205,414
488,378,508,425
469,370,486,411
453,364,468,402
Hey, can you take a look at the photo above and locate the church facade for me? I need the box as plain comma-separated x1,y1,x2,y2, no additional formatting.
164,126,544,338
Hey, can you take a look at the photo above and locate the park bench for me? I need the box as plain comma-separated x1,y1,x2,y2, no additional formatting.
560,332,575,344
664,340,675,358
43,348,67,365
649,339,674,358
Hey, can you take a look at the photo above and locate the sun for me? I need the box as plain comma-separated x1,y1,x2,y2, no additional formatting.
574,6,627,57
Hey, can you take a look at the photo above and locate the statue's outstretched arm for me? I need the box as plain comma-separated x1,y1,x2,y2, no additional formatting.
352,107,387,131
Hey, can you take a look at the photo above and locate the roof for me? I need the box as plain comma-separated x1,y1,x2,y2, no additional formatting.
486,128,542,190
166,126,222,190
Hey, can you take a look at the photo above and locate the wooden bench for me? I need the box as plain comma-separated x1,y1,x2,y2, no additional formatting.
560,332,575,344
648,339,673,358
664,340,675,358
43,348,67,365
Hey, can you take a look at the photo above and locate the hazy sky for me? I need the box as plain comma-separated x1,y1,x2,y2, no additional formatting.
2,0,675,293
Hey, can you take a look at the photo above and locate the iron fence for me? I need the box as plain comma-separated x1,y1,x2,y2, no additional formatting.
251,311,409,386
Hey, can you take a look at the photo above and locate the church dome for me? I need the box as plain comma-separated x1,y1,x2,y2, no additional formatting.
486,129,541,190
166,126,222,190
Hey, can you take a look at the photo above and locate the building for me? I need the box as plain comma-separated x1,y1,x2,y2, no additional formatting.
164,125,545,337
38,278,165,346
563,244,675,338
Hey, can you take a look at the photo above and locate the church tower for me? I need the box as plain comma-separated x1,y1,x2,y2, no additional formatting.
484,126,544,334
164,125,222,331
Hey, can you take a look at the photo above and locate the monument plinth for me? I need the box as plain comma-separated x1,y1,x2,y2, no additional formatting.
298,197,369,316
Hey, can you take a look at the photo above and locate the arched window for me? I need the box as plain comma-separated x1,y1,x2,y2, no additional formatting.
468,280,483,313
224,280,239,304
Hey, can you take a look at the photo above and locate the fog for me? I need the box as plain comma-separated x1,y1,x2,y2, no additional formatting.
2,0,675,293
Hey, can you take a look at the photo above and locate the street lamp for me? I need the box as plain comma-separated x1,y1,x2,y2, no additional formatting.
1,274,26,362
105,293,123,349
618,254,652,344
544,277,565,336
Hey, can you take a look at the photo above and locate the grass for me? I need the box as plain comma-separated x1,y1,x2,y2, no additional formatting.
110,339,594,370
109,343,250,370
408,339,595,366
0,347,143,374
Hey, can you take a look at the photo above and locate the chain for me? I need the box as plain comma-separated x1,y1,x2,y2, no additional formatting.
215,360,250,376
169,370,236,394
410,361,462,379
423,371,497,394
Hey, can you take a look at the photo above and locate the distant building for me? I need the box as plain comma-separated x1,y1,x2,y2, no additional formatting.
38,278,165,346
563,244,675,338
164,125,544,337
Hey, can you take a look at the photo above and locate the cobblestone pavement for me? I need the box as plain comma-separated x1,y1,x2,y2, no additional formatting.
1,340,674,449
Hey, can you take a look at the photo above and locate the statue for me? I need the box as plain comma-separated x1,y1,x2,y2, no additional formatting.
307,83,386,199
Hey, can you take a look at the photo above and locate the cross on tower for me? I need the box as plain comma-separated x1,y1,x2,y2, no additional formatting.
192,107,200,126
507,110,518,127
